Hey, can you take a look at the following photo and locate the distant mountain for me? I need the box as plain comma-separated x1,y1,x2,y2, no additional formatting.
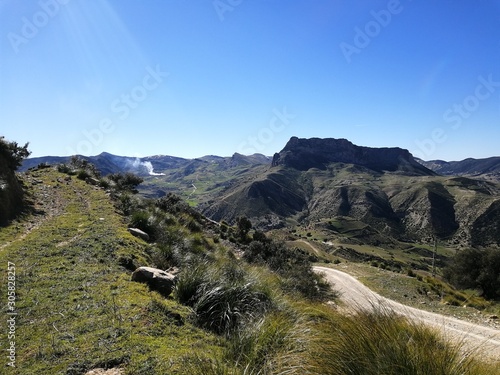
204,137,500,247
272,137,434,176
20,138,500,246
416,157,500,182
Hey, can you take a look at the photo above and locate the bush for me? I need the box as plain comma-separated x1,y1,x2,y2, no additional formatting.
174,260,273,335
243,240,335,301
76,169,91,180
130,210,154,234
444,247,500,299
108,172,143,192
310,308,486,375
0,136,30,170
193,281,272,334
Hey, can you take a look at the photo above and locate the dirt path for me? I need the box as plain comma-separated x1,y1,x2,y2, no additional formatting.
314,266,500,362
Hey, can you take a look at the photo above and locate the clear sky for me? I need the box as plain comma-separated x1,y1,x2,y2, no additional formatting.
1,0,500,161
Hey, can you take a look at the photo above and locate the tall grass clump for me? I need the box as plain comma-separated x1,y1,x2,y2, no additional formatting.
174,259,274,335
308,306,493,375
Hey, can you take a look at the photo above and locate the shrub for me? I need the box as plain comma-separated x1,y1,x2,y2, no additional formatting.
444,247,500,299
57,163,72,174
108,172,143,192
243,240,335,301
0,136,30,170
310,308,486,375
130,210,154,234
193,281,272,334
174,260,273,335
76,169,91,180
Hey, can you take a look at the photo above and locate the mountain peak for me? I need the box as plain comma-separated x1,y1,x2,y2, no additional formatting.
272,137,434,175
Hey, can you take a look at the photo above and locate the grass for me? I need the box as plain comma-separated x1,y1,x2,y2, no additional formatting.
308,306,494,375
0,168,223,374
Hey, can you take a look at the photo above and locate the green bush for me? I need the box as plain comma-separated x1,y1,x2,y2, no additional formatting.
76,169,91,180
174,260,273,335
130,210,154,234
193,281,272,334
310,308,487,375
0,136,30,170
444,247,500,299
243,240,335,301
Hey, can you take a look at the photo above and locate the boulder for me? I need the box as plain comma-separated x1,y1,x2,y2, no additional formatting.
127,227,150,241
131,266,176,296
85,177,100,186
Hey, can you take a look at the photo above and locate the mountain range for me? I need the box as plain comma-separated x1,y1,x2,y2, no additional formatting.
21,137,500,247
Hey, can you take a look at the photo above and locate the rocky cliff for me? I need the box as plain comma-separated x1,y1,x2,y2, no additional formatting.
272,137,434,175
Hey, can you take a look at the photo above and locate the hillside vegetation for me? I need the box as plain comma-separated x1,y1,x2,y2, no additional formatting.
0,137,30,225
1,164,499,374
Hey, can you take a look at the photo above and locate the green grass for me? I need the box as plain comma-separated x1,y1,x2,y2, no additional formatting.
0,169,223,374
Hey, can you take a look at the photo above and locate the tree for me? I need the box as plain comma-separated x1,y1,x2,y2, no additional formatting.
0,136,31,170
236,216,252,242
444,247,500,300
108,172,143,192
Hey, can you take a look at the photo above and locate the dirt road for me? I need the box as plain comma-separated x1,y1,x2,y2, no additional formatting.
314,266,500,361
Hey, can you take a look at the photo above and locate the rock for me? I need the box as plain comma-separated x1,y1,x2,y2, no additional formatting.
127,228,150,241
85,368,124,375
131,266,176,296
85,177,100,186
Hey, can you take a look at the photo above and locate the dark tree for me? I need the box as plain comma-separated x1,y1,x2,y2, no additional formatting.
444,248,500,300
236,216,252,242
0,136,31,170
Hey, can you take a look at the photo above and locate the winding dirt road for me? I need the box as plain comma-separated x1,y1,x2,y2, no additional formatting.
314,266,500,362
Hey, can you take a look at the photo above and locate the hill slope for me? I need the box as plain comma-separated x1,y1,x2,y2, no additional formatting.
0,167,221,374
416,157,500,182
204,138,500,247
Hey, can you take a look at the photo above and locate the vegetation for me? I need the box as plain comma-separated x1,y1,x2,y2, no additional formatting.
444,247,500,300
0,136,31,224
0,136,31,170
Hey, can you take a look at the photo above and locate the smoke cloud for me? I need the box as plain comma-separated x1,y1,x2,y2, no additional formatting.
127,158,165,176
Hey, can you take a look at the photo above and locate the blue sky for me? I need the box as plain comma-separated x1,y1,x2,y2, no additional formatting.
1,0,500,161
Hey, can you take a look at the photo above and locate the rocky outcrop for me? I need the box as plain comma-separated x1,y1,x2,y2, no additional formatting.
272,137,434,175
131,266,177,296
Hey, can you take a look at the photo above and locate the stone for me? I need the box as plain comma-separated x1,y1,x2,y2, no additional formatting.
85,177,100,186
127,227,150,241
131,266,176,296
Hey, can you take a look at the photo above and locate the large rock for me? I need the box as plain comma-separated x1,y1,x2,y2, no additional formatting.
131,266,176,296
127,227,150,241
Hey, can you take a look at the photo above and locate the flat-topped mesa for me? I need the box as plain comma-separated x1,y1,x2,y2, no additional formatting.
272,136,434,175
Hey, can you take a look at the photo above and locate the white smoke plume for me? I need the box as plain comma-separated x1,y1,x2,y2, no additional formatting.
128,158,165,176
142,161,165,176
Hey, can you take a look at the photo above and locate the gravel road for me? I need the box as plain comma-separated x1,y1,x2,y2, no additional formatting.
314,266,500,362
